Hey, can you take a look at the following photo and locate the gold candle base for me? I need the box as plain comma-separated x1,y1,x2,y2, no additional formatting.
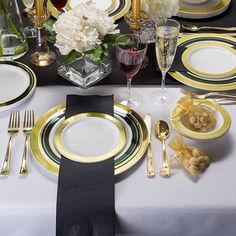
124,10,148,32
30,51,55,67
28,7,55,67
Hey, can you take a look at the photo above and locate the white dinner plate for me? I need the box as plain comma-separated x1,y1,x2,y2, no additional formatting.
54,113,126,163
0,61,36,111
69,0,116,12
30,103,148,175
177,0,231,19
182,42,236,80
169,34,236,91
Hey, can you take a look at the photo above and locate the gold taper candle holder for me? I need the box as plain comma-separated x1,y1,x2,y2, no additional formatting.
124,10,148,32
28,7,55,66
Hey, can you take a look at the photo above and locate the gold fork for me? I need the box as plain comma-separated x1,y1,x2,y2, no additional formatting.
0,111,20,175
19,110,34,175
180,88,236,99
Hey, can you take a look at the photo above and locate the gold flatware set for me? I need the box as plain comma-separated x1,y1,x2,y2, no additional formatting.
180,88,236,104
0,110,34,176
182,24,236,32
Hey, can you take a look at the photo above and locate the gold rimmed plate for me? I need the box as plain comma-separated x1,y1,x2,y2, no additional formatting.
182,41,236,80
177,0,231,19
47,0,131,20
54,112,126,163
170,99,231,140
30,103,148,175
68,0,116,12
169,34,236,91
0,61,36,111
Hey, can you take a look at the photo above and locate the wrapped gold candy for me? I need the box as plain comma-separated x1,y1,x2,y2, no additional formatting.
174,94,216,132
169,135,211,177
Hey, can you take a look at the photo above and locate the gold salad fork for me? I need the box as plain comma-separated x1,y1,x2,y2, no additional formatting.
180,88,236,99
0,111,20,175
19,110,34,175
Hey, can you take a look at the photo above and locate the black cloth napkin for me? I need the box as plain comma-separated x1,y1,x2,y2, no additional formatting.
56,95,115,236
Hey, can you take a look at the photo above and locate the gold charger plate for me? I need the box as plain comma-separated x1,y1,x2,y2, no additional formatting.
47,0,131,20
169,34,236,91
177,0,231,19
54,112,126,163
170,99,231,140
182,41,236,80
30,103,148,175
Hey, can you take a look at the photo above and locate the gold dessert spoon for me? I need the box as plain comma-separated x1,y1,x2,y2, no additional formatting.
182,24,236,32
155,120,171,177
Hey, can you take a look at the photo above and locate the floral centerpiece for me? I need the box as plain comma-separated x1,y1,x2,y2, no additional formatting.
45,1,130,88
46,1,128,65
141,0,179,21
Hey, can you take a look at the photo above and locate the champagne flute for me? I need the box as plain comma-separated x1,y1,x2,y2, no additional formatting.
116,34,147,108
151,19,180,105
50,0,68,14
22,0,36,38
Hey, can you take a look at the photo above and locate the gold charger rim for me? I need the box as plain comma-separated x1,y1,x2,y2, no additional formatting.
47,0,131,21
54,112,127,163
181,41,236,79
66,0,117,13
169,33,236,91
170,99,231,140
177,0,231,17
30,103,148,175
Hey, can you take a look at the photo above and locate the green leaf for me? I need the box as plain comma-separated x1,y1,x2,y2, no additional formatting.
101,44,109,58
85,45,103,64
64,50,82,65
103,33,133,46
46,35,56,44
43,19,56,34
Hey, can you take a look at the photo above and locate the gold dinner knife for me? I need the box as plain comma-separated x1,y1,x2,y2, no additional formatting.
144,114,155,177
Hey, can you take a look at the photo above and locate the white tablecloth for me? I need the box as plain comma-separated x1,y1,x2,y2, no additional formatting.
0,85,236,236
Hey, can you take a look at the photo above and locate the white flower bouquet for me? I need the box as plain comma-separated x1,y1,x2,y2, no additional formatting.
141,0,179,21
45,1,130,64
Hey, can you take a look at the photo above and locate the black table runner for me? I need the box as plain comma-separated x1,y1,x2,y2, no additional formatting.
17,0,236,87
56,95,115,236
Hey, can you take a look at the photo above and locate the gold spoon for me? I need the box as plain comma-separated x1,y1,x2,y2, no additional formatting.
155,120,171,177
182,24,236,32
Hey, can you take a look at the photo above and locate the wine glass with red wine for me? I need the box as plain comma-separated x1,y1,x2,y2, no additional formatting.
50,0,68,14
115,34,147,107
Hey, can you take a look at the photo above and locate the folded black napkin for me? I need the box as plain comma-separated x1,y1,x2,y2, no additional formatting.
56,95,115,236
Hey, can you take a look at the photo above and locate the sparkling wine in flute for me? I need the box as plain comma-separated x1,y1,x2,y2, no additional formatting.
155,27,179,73
152,19,180,105
22,0,34,10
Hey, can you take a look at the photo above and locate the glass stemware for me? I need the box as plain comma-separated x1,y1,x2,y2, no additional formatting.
50,0,68,14
151,19,180,105
115,34,147,108
22,0,36,38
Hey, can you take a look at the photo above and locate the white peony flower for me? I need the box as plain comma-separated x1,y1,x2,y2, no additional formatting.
53,2,118,55
141,0,179,20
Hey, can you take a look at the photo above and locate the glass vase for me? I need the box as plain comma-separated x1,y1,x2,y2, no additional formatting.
0,0,28,60
57,50,112,88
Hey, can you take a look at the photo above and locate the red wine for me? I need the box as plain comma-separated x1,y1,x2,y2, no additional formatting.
118,62,142,78
51,0,67,11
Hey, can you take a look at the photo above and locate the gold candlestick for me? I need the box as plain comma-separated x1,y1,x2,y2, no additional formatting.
35,0,44,16
28,7,55,66
132,0,140,20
